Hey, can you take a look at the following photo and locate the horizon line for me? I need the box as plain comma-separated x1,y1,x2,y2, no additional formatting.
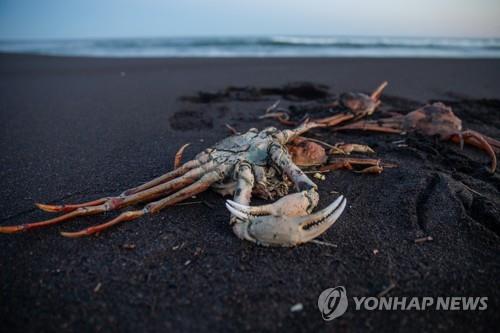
1,34,500,42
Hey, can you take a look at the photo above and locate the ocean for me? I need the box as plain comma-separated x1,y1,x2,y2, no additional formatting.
1,36,499,58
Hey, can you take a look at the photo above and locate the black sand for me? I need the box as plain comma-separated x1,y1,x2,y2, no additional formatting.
0,54,499,332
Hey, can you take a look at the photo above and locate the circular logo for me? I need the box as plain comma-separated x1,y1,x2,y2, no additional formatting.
318,286,348,321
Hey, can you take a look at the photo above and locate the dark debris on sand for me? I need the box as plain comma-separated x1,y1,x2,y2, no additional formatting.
181,82,332,103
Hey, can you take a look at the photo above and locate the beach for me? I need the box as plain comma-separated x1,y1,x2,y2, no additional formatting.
0,53,499,332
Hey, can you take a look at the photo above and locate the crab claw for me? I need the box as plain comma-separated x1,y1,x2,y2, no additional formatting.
227,189,319,218
226,195,346,247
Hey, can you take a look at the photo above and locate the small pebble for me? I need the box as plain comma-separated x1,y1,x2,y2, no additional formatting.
290,303,303,312
414,236,433,244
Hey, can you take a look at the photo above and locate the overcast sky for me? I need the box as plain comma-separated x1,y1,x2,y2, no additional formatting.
1,0,499,39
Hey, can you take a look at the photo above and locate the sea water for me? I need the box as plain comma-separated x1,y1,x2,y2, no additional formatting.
1,36,499,58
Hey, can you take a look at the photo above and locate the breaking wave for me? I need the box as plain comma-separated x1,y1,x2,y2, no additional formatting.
1,36,499,58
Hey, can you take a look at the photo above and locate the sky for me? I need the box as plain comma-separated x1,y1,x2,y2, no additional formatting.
0,0,499,40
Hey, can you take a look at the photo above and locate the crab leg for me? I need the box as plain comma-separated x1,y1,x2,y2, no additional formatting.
316,113,357,127
229,163,255,240
123,152,210,195
270,143,317,191
259,112,297,126
371,81,388,101
319,157,394,174
449,130,497,172
483,135,500,152
35,198,109,213
330,143,375,155
0,161,219,234
35,156,211,214
232,163,254,207
335,121,403,134
174,143,191,169
61,167,228,237
274,120,326,145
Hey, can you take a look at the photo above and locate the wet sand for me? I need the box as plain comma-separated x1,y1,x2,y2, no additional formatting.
0,54,499,332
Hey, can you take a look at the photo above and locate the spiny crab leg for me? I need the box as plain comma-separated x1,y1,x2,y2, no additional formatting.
123,152,210,195
35,198,109,213
34,155,209,214
0,161,220,234
61,168,226,238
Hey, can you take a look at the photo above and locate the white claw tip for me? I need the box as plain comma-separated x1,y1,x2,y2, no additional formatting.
226,199,251,212
225,202,248,220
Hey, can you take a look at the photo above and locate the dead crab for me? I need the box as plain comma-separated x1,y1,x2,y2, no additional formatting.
260,81,388,127
336,102,498,173
0,122,347,247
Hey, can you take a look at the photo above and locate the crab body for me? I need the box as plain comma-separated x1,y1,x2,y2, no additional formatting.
208,128,290,199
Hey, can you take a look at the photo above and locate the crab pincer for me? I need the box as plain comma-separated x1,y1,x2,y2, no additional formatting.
227,194,346,247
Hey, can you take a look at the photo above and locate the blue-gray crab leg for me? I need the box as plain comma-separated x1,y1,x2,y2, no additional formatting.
269,143,317,192
229,163,257,241
232,163,254,208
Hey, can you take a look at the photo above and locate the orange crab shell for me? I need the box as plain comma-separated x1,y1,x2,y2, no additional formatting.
287,137,327,166
402,102,462,139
